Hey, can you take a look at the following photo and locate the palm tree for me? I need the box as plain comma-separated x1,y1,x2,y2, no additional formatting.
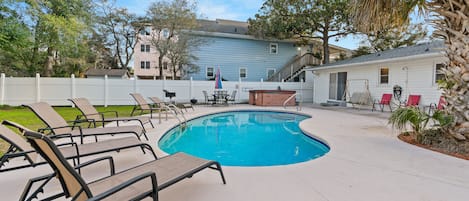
349,0,468,141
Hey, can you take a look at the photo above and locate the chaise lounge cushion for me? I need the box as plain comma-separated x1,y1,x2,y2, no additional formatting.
88,152,215,200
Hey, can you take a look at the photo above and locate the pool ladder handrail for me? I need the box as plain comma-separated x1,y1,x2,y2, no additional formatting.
163,103,187,129
283,93,302,111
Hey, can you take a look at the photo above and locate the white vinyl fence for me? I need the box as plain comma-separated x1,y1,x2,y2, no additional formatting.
0,73,313,106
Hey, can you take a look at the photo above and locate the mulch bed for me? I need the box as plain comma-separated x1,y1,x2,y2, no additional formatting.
398,134,469,160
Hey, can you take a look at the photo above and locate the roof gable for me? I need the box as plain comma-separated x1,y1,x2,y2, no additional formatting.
309,40,445,69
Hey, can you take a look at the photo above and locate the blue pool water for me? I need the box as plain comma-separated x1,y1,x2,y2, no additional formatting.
158,111,330,166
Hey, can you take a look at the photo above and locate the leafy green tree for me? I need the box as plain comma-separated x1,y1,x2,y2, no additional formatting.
166,33,204,79
350,0,469,141
364,23,428,52
0,3,32,76
146,0,198,79
86,30,118,70
248,0,353,64
26,0,94,77
0,0,95,77
351,46,373,57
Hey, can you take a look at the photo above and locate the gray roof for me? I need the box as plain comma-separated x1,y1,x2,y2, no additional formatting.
309,40,445,69
197,19,248,35
85,68,129,77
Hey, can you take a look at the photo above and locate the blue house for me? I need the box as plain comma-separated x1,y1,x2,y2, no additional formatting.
185,19,300,81
134,19,349,81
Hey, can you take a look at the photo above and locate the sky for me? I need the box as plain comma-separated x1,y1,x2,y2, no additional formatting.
115,0,427,50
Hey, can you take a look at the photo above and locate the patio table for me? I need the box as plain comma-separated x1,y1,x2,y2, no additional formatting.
213,90,228,105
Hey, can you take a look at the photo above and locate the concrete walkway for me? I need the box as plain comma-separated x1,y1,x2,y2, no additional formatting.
1,104,468,201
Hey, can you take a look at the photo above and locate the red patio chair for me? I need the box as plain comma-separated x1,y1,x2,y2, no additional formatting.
404,94,421,107
426,96,446,114
372,93,393,112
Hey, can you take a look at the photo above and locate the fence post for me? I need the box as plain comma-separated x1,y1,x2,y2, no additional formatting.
162,77,166,101
35,73,40,102
104,75,108,107
71,74,76,107
189,77,193,99
0,73,5,105
300,78,304,102
238,77,242,102
133,75,138,93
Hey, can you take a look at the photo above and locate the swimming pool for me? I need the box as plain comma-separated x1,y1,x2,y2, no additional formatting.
158,111,330,166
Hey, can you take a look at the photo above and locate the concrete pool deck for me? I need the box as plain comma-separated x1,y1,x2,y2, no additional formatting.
1,104,469,200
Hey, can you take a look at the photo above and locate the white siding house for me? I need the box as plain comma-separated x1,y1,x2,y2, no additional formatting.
306,41,447,108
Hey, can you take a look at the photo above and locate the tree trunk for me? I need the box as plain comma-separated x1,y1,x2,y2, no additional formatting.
431,0,469,140
323,34,330,64
44,48,55,77
322,22,330,64
158,56,163,79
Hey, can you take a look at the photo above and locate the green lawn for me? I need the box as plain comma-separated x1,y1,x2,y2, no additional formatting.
0,105,140,155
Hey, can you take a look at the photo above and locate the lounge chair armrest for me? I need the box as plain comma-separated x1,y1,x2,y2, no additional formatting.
55,141,77,148
68,119,93,125
1,120,34,133
20,173,61,201
2,149,36,158
38,125,77,133
74,156,115,177
73,114,92,122
98,111,119,118
48,133,75,142
87,172,158,201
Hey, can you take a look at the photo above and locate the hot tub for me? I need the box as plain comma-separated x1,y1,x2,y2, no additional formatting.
249,90,296,106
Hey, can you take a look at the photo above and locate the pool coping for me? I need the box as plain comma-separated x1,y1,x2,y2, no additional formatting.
157,109,330,167
2,104,469,201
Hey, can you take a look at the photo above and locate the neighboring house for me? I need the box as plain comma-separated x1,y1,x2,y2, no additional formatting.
134,26,179,80
85,68,130,79
305,41,446,107
133,19,350,81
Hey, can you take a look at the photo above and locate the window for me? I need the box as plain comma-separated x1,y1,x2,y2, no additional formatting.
140,44,150,52
140,61,150,69
239,68,247,79
435,63,445,83
379,67,389,84
140,26,151,35
162,28,170,38
206,67,214,78
270,43,278,54
267,68,276,78
163,62,168,70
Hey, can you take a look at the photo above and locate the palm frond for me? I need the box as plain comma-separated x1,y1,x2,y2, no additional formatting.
349,0,424,32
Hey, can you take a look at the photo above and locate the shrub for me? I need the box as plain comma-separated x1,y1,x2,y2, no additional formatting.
388,107,453,136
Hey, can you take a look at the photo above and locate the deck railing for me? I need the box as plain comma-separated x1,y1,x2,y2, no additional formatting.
267,53,321,82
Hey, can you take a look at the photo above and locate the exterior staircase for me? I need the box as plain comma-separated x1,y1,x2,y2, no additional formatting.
267,53,321,82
